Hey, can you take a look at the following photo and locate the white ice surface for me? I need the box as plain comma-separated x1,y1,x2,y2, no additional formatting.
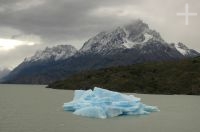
63,87,159,119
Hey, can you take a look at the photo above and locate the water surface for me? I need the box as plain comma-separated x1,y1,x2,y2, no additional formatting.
0,84,199,132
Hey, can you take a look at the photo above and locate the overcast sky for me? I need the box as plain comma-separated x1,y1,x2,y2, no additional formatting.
0,0,199,69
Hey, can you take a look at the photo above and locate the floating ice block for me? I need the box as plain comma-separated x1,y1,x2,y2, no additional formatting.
63,87,159,119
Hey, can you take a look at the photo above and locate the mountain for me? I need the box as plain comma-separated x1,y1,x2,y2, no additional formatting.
171,43,200,57
48,56,200,95
80,20,164,54
3,20,200,84
25,45,77,62
3,45,77,84
80,20,198,57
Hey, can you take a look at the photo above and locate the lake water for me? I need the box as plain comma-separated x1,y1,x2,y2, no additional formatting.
0,84,200,132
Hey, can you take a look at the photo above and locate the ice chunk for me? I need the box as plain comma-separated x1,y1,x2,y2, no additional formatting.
63,87,159,119
74,106,107,119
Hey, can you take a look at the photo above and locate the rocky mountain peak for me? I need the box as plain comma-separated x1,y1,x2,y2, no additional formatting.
24,45,77,62
171,42,200,57
80,20,165,54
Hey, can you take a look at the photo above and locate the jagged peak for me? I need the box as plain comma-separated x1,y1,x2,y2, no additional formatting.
24,44,77,62
170,42,200,57
176,42,189,49
80,20,165,53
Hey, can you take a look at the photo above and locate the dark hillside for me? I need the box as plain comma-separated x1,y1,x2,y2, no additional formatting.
48,57,200,95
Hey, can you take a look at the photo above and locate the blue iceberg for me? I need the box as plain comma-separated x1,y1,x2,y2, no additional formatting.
63,87,159,119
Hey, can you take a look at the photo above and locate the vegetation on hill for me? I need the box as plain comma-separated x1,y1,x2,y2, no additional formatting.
48,57,200,95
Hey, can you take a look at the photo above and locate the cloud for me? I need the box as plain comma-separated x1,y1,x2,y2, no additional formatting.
0,0,142,45
0,0,45,11
0,38,33,50
0,44,46,69
0,0,199,68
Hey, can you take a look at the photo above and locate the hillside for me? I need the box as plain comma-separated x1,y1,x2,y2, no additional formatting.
48,57,200,95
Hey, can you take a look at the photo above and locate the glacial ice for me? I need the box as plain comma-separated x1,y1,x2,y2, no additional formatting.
63,87,159,119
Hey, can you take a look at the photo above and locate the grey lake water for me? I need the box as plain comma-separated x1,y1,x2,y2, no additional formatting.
0,84,200,132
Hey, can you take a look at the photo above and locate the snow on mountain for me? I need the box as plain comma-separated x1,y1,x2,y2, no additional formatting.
143,33,154,43
80,20,165,54
80,28,126,53
174,43,188,55
24,45,77,62
123,33,154,48
171,43,200,57
123,39,136,49
4,19,199,84
21,20,198,64
80,20,199,58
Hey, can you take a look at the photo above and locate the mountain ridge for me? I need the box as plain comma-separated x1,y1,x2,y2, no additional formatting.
24,45,77,62
3,20,200,84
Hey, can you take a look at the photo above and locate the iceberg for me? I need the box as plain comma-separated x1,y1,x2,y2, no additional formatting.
63,87,159,119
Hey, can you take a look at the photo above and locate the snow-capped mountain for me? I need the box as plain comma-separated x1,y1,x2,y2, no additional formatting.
80,20,198,57
25,45,77,62
80,20,165,54
171,43,200,57
3,20,200,84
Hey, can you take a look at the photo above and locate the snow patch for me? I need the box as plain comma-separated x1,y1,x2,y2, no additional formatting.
123,39,137,48
123,33,153,49
143,33,153,43
25,45,77,62
174,44,188,55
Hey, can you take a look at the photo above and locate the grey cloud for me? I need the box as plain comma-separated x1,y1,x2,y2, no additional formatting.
0,0,141,43
0,0,199,68
0,44,47,69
